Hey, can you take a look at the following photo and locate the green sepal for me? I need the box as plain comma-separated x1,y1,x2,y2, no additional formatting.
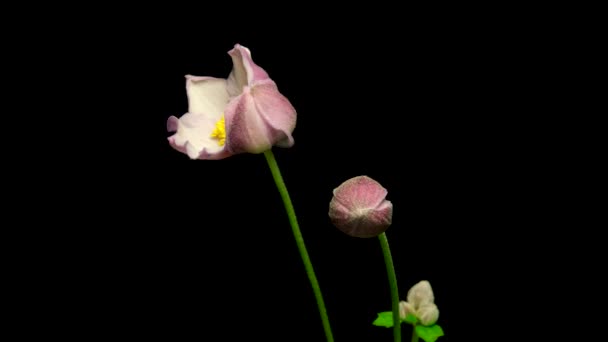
415,324,444,342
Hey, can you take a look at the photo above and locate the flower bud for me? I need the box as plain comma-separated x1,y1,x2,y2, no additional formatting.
328,176,393,238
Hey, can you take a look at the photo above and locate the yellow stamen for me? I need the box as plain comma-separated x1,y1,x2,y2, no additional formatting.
210,114,226,146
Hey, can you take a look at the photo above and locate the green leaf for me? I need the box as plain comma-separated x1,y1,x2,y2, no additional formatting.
415,324,444,342
372,311,394,328
403,313,418,325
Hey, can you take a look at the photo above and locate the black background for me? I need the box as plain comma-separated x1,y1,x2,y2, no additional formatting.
16,7,536,341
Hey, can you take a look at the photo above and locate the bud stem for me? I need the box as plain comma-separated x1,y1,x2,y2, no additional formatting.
263,150,334,342
411,328,419,342
379,232,401,342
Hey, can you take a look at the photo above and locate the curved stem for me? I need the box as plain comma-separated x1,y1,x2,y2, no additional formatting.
263,150,334,342
379,232,401,342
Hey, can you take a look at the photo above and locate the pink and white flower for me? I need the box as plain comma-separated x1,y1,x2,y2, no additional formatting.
167,44,297,159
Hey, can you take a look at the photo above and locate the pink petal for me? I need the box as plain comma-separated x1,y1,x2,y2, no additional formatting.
223,92,271,154
167,115,179,132
223,81,296,154
249,80,296,148
331,176,389,211
226,44,270,97
328,206,393,238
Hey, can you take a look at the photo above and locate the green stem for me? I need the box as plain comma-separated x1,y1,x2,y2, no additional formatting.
263,150,334,342
411,327,419,342
379,232,401,342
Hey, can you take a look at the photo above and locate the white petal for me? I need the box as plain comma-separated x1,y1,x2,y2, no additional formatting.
399,301,416,320
186,76,229,120
172,112,224,158
417,303,439,326
407,280,435,309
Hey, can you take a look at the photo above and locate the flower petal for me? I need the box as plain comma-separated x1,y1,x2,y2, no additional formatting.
331,176,389,211
250,80,296,148
366,201,393,231
223,92,271,154
399,301,416,320
223,81,296,154
407,281,435,309
226,44,270,97
167,113,231,160
186,76,229,120
417,303,439,326
328,204,392,238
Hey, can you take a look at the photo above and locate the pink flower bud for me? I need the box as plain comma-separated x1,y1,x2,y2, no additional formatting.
167,44,296,159
328,176,393,238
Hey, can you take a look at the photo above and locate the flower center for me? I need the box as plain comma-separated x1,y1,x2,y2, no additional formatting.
210,115,226,146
